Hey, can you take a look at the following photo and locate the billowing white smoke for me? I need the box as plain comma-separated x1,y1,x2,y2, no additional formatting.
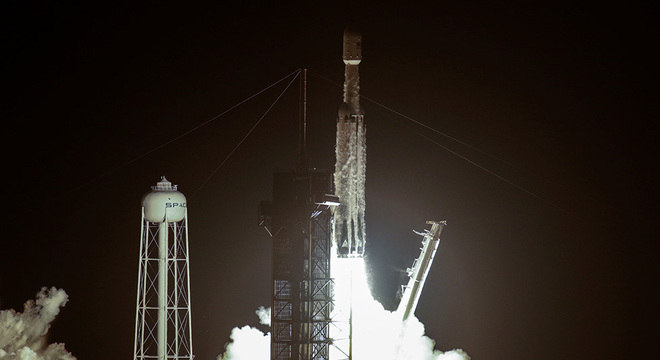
0,287,76,360
217,257,469,360
217,307,270,360
334,257,469,360
255,306,270,326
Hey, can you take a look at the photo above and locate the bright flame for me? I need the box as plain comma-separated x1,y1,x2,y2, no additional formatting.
218,252,469,360
330,251,470,360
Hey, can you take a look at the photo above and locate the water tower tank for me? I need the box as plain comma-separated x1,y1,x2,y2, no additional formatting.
142,176,187,223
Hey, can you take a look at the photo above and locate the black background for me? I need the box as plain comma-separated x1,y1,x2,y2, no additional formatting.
1,1,656,359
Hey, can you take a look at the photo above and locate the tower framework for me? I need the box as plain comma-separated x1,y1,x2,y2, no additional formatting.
261,170,337,360
134,177,193,360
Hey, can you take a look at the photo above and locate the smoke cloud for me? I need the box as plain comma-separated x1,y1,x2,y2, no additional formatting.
217,259,470,360
216,307,469,360
346,258,470,360
217,308,269,360
255,306,270,326
0,287,75,360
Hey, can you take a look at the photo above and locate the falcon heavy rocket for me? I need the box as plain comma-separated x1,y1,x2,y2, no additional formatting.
333,28,366,257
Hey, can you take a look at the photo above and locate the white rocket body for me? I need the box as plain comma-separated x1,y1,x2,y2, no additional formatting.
334,28,367,257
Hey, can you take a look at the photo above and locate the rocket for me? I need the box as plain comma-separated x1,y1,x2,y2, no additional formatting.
342,28,362,111
333,28,367,257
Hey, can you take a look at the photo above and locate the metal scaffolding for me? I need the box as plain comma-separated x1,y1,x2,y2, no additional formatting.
262,170,337,360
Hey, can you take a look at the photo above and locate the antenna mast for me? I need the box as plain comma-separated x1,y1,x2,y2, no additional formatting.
298,68,308,173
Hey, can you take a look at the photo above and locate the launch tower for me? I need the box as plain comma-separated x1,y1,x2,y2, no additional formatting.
134,177,194,360
260,71,339,360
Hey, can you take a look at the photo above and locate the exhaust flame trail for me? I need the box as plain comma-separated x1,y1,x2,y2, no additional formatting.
0,287,76,360
218,253,469,360
331,254,470,360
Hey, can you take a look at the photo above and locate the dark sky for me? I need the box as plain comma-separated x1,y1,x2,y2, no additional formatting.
1,1,656,359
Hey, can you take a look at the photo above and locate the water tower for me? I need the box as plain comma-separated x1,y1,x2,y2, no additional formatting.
134,176,194,360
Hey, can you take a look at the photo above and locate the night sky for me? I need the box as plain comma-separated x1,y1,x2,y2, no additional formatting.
1,2,656,359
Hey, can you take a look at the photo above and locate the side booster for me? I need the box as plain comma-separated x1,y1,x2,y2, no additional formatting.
333,27,367,257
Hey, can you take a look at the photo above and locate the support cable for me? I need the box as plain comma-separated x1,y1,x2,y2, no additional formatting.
417,133,580,219
80,68,300,190
309,70,521,170
309,69,587,221
192,69,302,195
121,69,302,170
9,69,300,221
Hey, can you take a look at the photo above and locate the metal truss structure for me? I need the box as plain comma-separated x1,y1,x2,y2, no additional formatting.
134,210,194,360
262,170,337,360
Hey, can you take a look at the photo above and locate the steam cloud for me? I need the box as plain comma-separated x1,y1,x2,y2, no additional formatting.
255,306,270,326
217,306,469,360
217,259,470,360
0,287,75,360
217,307,269,360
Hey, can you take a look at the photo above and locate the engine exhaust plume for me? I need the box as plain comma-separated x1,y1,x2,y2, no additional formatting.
217,256,470,360
0,287,76,360
337,257,470,360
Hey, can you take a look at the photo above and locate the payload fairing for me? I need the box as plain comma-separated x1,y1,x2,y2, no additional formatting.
334,28,367,257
